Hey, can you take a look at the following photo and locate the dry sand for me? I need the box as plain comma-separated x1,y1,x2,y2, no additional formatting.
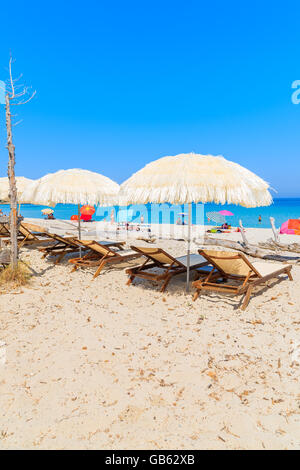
0,227,300,450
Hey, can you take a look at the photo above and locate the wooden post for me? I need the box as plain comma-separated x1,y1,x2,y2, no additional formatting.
5,93,18,269
270,217,279,243
239,219,249,247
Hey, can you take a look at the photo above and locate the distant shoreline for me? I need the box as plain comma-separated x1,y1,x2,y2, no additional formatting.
1,198,300,229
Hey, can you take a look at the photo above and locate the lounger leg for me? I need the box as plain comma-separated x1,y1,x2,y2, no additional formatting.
93,260,107,279
160,275,172,292
71,264,78,272
193,289,201,301
126,275,135,286
241,285,253,310
286,268,293,281
55,251,67,264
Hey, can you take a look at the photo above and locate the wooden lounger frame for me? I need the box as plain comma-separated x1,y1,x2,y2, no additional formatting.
0,222,54,248
192,249,293,310
0,223,11,239
126,246,210,292
18,223,53,247
39,234,87,264
40,236,126,265
69,240,141,278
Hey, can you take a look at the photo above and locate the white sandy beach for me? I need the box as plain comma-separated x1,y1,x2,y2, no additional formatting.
0,221,299,450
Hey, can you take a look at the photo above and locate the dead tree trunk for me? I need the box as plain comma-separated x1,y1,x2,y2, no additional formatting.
5,93,18,269
2,57,36,271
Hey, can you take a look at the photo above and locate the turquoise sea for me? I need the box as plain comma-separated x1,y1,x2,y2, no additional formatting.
1,198,300,229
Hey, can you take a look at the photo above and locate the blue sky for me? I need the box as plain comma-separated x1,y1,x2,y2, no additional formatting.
0,0,299,196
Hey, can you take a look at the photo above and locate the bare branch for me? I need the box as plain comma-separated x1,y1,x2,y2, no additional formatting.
12,89,27,99
11,89,36,105
9,56,15,98
11,73,23,83
12,119,23,126
12,83,26,90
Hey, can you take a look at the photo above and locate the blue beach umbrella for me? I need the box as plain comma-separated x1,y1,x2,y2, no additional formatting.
206,211,226,225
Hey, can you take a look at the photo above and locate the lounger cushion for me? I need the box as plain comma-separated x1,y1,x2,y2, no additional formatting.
176,254,207,267
202,250,252,276
79,241,114,256
133,248,174,265
251,262,288,277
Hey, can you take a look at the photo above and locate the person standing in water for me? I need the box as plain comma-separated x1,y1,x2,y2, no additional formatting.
258,215,262,224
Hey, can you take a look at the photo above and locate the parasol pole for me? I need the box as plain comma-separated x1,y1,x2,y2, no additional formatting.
78,203,82,257
186,202,192,292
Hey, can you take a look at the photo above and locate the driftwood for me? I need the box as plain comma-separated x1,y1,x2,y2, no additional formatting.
239,219,249,246
193,216,300,264
264,216,300,252
136,236,156,244
193,236,300,264
259,238,300,254
270,217,280,243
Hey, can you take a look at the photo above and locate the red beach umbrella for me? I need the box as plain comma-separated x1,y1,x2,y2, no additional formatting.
80,205,95,216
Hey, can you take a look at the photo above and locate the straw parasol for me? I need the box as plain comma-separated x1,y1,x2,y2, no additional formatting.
21,169,119,249
0,176,34,202
119,153,273,291
41,208,54,215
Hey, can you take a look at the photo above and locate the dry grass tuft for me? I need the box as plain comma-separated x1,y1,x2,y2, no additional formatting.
0,262,31,289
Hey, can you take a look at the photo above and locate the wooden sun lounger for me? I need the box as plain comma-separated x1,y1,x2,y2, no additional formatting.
192,249,293,310
39,234,87,264
69,240,142,278
0,222,52,248
40,235,126,265
0,223,11,239
18,223,54,247
126,246,210,292
0,222,28,243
